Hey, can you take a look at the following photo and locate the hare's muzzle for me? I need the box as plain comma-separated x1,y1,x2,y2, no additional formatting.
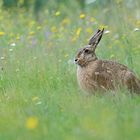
75,58,84,66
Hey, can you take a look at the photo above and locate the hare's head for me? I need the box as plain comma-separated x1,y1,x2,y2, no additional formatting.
75,28,104,67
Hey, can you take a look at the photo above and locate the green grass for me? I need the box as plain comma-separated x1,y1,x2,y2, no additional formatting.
0,1,140,140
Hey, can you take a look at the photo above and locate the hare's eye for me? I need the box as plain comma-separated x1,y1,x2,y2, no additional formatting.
84,49,90,53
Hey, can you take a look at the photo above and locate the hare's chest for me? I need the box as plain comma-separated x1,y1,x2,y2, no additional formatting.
77,66,97,93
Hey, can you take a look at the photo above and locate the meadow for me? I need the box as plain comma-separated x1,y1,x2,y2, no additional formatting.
0,0,140,140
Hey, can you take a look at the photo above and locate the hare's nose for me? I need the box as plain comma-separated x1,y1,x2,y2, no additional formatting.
75,58,78,62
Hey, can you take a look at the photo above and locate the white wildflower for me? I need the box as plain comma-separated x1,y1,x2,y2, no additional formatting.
9,48,13,52
133,28,139,32
104,30,110,34
1,56,5,60
10,43,16,47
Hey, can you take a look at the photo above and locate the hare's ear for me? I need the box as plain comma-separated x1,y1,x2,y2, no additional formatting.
88,28,104,50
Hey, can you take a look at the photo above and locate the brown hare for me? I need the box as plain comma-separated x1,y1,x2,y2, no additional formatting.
75,28,140,94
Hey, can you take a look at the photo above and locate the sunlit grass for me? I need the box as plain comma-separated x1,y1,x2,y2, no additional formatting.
0,0,140,140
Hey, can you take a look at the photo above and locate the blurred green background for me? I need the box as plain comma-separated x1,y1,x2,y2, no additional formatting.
0,0,140,140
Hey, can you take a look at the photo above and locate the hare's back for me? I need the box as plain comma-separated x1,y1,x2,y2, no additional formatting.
101,60,128,71
97,60,132,78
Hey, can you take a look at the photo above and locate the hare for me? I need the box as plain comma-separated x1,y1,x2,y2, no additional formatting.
75,28,140,94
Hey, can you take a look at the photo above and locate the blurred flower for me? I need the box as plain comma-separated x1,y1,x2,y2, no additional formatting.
76,27,82,36
32,96,39,101
0,56,5,60
0,15,3,21
86,27,93,34
136,20,140,26
0,31,5,36
71,27,82,42
10,43,16,47
51,26,57,33
104,30,110,34
37,26,42,30
9,33,14,37
90,17,96,22
9,48,13,52
64,54,69,58
110,54,115,59
29,31,35,36
16,35,20,40
80,13,86,19
26,116,38,130
55,11,61,16
61,18,70,26
19,0,24,5
108,46,112,49
133,28,139,32
71,37,77,42
29,21,36,27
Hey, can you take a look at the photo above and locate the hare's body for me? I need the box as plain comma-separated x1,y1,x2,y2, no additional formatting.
77,59,140,94
75,28,140,94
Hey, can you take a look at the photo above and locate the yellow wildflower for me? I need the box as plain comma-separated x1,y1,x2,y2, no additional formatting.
32,96,39,101
90,17,96,22
71,37,77,42
0,15,3,21
19,0,24,5
0,31,5,36
86,28,93,34
29,31,35,36
64,54,69,58
80,13,86,19
51,26,57,33
61,18,70,26
136,20,140,26
16,35,20,40
71,27,82,42
76,27,82,36
86,38,89,42
10,33,14,37
55,11,61,16
26,116,38,130
29,20,36,27
37,26,42,30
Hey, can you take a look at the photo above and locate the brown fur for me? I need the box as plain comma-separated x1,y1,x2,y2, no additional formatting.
75,28,140,94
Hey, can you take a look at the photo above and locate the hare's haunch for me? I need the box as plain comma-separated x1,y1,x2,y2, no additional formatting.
75,28,140,94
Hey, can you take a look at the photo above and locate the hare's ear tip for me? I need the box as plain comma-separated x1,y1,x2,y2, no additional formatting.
97,28,104,33
102,28,104,31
